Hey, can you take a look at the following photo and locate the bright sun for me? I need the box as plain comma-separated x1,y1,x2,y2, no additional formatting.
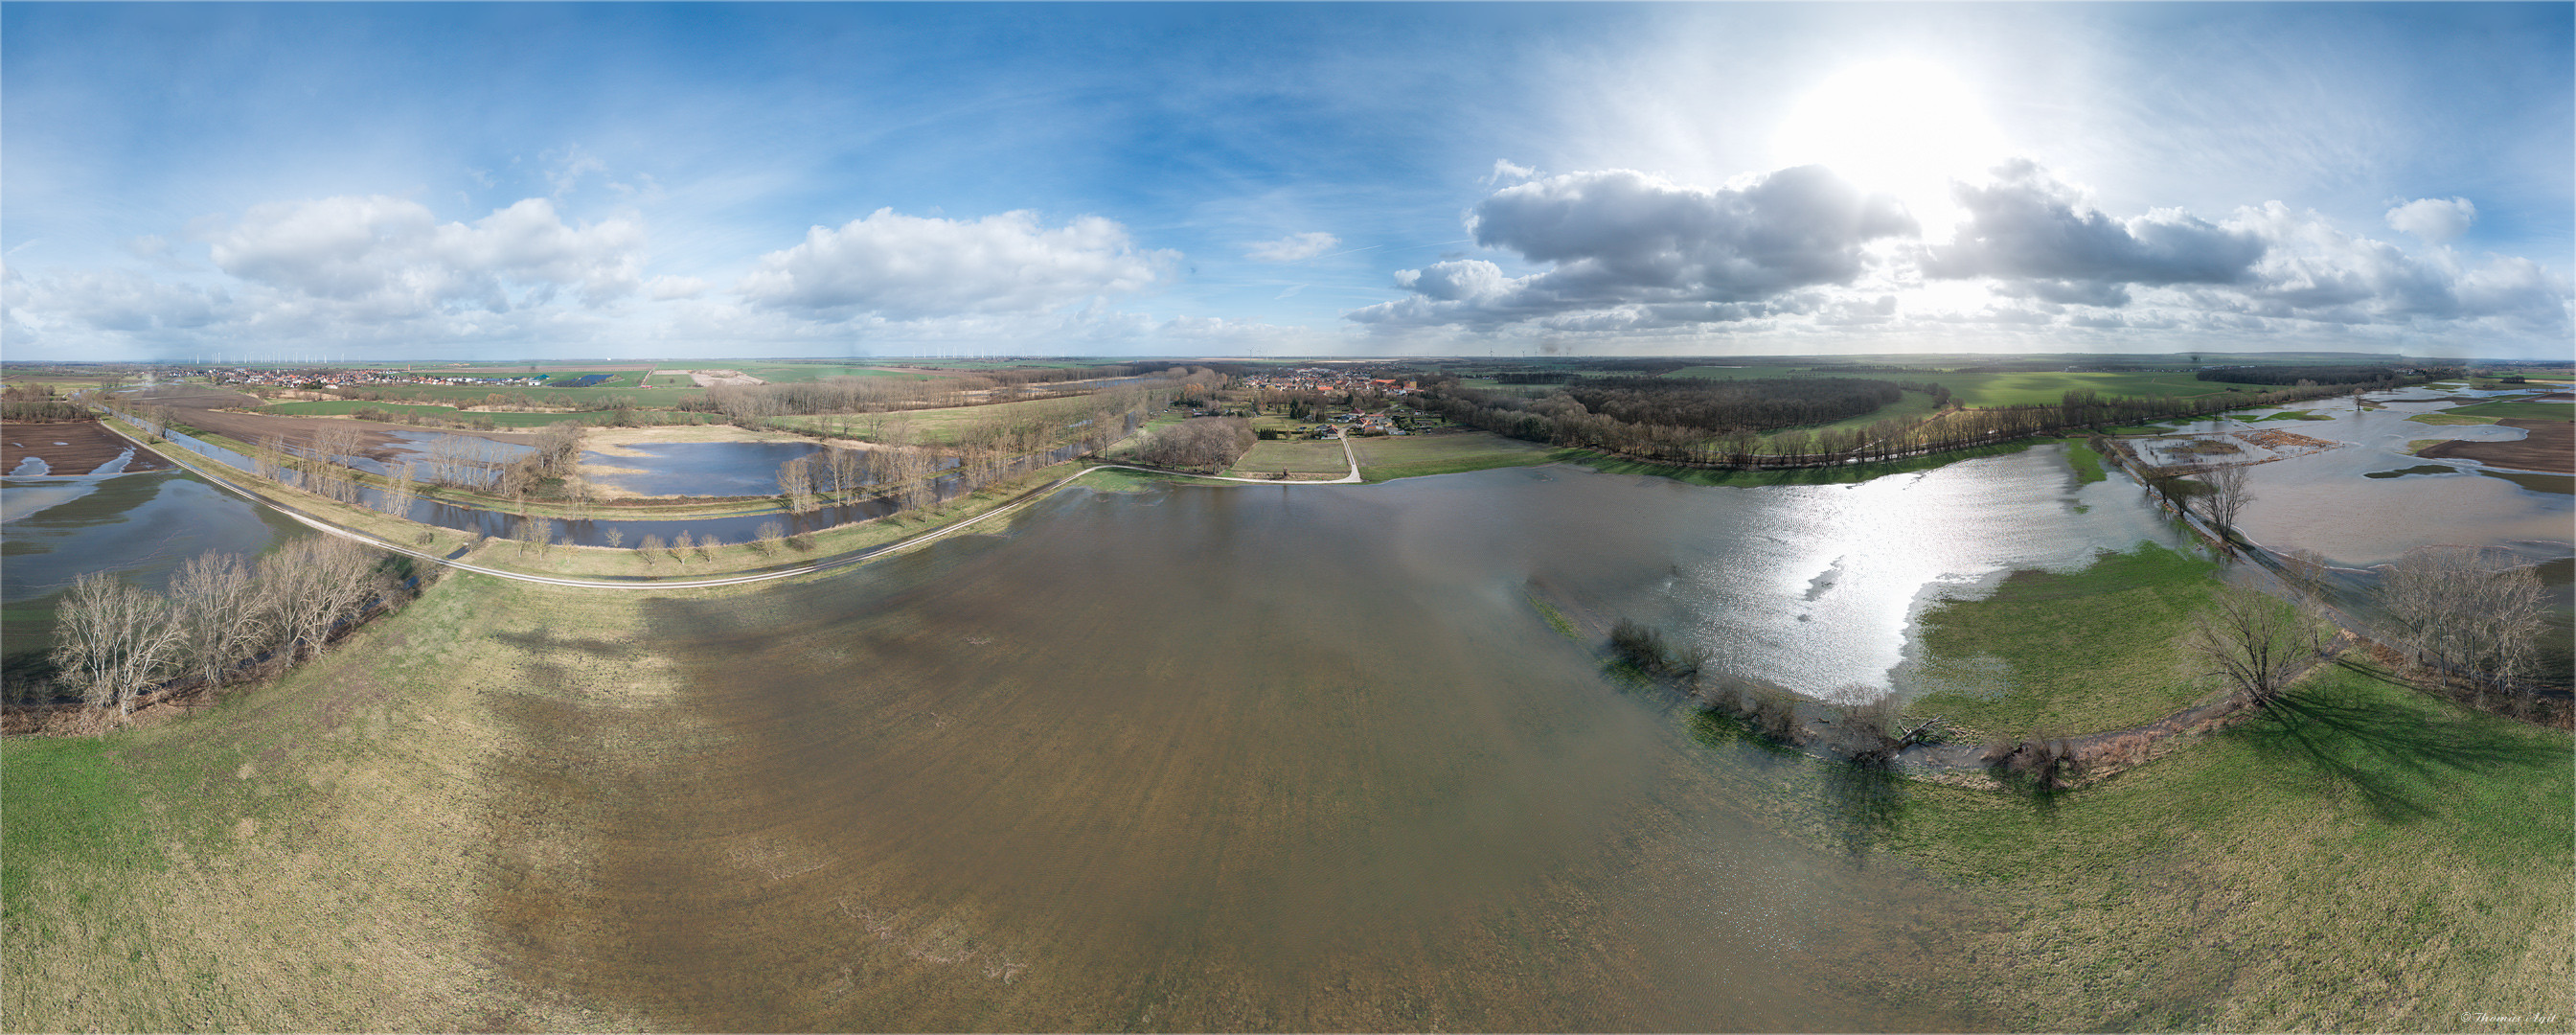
1771,59,2009,240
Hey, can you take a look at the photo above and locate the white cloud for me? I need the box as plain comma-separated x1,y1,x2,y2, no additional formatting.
1244,231,1340,263
1485,159,1539,185
2,265,226,334
738,208,1174,320
1924,160,2266,293
210,195,645,315
2383,196,2476,243
1348,166,1915,330
648,275,707,301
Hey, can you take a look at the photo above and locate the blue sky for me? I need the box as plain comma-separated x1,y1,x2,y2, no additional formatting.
5,2,2568,361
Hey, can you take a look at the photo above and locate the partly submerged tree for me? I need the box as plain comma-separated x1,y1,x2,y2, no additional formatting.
2380,545,2549,698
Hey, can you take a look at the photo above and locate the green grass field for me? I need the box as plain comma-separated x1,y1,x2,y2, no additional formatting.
1906,543,2223,741
1228,438,1351,475
1814,657,2571,1030
728,363,927,383
2441,399,2575,422
1348,431,1567,481
255,400,692,427
2405,413,2501,426
346,383,704,409
1668,367,2236,408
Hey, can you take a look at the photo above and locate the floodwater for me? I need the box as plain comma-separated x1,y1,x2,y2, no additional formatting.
1,469,310,661
485,466,2063,1030
2166,390,2573,568
581,441,832,497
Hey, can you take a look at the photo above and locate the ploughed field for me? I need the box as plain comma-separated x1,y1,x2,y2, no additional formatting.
1,421,169,476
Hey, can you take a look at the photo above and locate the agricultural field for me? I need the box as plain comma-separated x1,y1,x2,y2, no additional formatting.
2439,398,2575,423
727,362,927,383
1226,438,1351,476
1668,366,2236,408
253,400,690,428
1349,431,1565,481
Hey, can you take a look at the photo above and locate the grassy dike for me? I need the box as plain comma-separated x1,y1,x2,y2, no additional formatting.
3,573,662,1030
1706,656,2573,1031
1715,537,2574,1030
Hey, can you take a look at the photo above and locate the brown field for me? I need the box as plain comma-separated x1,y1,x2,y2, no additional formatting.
2419,418,2574,473
1,420,171,475
128,386,535,464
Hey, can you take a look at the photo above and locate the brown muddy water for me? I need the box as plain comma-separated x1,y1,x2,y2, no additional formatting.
478,453,2188,1031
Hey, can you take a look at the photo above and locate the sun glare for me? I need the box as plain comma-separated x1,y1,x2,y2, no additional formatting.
1772,59,2009,241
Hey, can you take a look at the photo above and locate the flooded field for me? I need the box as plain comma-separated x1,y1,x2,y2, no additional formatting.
2169,390,2574,568
481,468,2052,1030
580,440,831,497
1,468,309,662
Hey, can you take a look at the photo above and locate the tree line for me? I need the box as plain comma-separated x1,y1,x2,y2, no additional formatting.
1415,375,2412,469
2197,365,2439,386
36,538,407,723
1,384,89,422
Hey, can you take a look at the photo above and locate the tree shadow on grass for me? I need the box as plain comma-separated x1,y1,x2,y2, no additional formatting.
2238,660,2565,823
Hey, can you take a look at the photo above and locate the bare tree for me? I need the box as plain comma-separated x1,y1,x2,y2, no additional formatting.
254,433,287,482
2185,583,2322,707
604,526,625,550
757,519,787,554
637,533,664,569
513,516,553,558
778,454,818,513
51,571,183,719
2197,463,2254,548
672,531,694,570
375,460,419,518
170,551,264,694
2381,546,2549,697
259,537,382,663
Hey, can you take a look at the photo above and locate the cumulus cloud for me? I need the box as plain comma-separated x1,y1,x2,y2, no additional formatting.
1244,231,1339,263
1485,159,1539,185
210,196,645,315
738,208,1173,320
1348,166,1915,330
2235,200,2567,330
2384,196,2476,243
2,265,226,334
1924,160,2266,296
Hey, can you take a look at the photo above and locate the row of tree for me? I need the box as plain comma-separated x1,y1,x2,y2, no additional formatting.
1,383,88,422
47,538,400,720
2197,365,2439,386
774,391,1156,512
1416,376,2406,469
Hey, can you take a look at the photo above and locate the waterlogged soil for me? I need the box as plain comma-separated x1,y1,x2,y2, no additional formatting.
474,476,2022,1030
1,421,170,476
